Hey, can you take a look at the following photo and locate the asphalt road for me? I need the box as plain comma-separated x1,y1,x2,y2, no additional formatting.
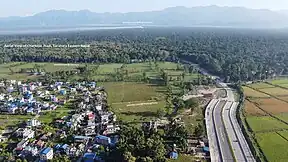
213,100,234,162
205,99,220,161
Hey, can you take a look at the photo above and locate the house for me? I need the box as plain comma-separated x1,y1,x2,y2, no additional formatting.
73,135,91,143
15,128,35,139
26,119,41,127
40,147,53,160
169,151,178,159
16,139,29,150
21,146,38,156
94,135,111,146
83,152,103,162
35,140,45,148
103,124,120,135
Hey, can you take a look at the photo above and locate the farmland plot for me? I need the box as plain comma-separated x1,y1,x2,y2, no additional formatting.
256,132,288,162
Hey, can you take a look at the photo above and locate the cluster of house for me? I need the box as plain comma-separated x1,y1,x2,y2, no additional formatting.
13,119,55,161
0,80,73,114
0,80,122,161
66,87,120,162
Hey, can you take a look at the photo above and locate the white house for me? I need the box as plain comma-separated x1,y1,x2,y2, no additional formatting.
26,119,41,127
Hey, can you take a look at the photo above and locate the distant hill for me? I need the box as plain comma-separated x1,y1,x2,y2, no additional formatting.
1,6,288,29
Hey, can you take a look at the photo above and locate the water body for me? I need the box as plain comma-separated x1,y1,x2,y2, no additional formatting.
0,26,144,35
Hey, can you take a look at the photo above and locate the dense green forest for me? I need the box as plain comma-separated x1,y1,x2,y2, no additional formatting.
1,27,288,82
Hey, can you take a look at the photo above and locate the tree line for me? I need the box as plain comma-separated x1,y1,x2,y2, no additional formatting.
1,27,288,82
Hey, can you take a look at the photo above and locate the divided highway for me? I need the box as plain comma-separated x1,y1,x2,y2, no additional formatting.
206,84,256,162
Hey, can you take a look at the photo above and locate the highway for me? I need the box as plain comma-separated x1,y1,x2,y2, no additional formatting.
206,83,256,162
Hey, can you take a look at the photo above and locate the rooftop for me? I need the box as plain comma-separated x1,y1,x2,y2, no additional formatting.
41,147,52,155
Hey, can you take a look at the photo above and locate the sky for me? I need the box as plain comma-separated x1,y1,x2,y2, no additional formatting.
1,0,288,17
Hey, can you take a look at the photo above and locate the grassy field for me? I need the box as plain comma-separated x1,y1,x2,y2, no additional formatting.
0,114,34,129
242,86,270,98
246,116,288,132
111,101,166,123
255,132,288,162
270,79,288,85
38,102,73,124
98,82,165,103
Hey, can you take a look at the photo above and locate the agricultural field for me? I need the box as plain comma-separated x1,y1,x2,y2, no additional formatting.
276,113,288,123
242,86,270,98
244,100,266,116
249,82,275,89
246,116,288,132
249,98,288,114
269,79,288,85
255,132,288,162
260,87,288,96
243,80,288,161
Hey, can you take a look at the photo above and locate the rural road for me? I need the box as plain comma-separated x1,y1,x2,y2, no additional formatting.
206,83,256,162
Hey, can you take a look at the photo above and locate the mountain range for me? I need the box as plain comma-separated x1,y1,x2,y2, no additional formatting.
1,6,288,29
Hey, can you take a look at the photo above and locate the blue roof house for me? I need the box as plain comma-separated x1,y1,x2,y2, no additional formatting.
169,151,178,159
95,135,111,146
40,147,53,161
83,152,103,162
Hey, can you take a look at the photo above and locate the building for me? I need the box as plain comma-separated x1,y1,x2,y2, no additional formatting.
40,147,53,160
83,152,103,162
169,151,178,159
26,119,41,127
103,124,120,135
95,135,111,146
73,135,91,143
15,128,35,139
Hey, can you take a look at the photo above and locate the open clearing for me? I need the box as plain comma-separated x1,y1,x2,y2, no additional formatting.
260,87,288,96
246,116,288,132
250,98,288,114
98,82,165,103
249,83,275,89
242,86,270,98
255,132,288,162
244,100,267,116
111,100,166,123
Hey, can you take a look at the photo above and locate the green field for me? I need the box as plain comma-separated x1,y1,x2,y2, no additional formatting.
255,132,288,162
276,113,288,123
98,82,165,103
38,102,73,124
0,114,33,129
111,101,166,123
246,116,288,132
270,79,288,85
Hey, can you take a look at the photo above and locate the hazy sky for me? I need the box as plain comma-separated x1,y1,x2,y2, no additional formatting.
1,0,288,17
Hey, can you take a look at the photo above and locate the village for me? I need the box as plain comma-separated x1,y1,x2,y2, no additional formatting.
0,79,122,162
0,77,214,162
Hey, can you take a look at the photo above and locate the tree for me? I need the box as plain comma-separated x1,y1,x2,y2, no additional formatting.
123,151,136,162
194,123,204,137
184,98,199,113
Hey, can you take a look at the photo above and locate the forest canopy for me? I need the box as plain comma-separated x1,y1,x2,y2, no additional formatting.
0,27,288,82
